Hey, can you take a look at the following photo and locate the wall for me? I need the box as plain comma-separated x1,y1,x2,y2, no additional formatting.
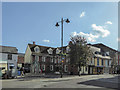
0,53,18,75
80,66,88,74
24,45,32,64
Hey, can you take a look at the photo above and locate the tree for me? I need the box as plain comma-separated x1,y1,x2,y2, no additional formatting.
69,35,91,76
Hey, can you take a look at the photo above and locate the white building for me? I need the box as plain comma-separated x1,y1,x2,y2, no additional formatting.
0,46,18,75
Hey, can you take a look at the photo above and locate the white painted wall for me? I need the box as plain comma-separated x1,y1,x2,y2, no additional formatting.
24,45,32,63
0,52,18,75
80,66,88,74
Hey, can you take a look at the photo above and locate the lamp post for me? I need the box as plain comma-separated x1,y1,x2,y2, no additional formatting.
55,18,70,78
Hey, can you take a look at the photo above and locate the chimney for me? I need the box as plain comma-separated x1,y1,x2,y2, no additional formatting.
33,41,35,45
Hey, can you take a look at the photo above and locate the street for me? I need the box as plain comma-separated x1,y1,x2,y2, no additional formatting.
0,74,120,89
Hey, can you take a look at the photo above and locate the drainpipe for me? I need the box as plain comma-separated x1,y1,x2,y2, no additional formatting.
118,54,119,65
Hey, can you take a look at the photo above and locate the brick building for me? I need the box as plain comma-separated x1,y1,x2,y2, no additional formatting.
17,53,24,69
24,42,70,75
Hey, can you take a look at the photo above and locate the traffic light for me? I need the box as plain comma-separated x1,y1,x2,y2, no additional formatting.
62,60,64,63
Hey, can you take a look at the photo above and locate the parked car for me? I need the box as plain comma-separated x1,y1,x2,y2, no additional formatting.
0,66,17,79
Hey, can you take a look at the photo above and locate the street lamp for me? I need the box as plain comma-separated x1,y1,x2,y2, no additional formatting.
55,18,70,78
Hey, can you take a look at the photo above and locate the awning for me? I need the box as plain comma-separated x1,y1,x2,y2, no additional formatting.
0,60,7,63
9,63,15,67
96,66,104,67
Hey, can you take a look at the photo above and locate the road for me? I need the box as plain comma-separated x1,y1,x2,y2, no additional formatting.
1,74,120,89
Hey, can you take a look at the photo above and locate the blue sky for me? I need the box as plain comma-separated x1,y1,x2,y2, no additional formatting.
2,2,118,53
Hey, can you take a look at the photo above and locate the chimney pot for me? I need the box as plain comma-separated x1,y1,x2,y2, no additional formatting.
33,41,35,45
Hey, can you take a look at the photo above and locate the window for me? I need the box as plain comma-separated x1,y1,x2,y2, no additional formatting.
8,54,12,60
39,56,42,62
85,67,87,71
105,60,108,67
50,58,53,63
108,60,109,66
36,48,39,52
91,58,92,64
64,65,68,72
102,59,104,66
35,56,39,61
97,58,99,66
66,46,70,53
47,48,53,54
42,65,45,71
54,59,57,63
66,59,69,63
42,57,46,62
34,47,40,53
50,65,53,71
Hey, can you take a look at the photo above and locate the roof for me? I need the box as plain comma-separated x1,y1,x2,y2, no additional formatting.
28,43,55,54
18,53,25,56
28,43,68,54
0,45,18,53
92,43,117,52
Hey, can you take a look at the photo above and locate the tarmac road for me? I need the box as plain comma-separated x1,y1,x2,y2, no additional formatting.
1,74,119,89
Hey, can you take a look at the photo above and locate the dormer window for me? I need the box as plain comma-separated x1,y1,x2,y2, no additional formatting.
47,48,53,54
56,48,61,54
106,52,109,56
34,46,40,53
66,46,70,53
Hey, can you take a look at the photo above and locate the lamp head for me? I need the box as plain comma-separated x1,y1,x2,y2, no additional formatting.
55,22,59,27
66,18,70,23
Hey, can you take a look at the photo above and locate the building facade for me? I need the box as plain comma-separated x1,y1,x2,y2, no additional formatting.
24,42,70,74
88,44,111,74
92,43,117,74
24,42,117,75
0,46,18,76
17,53,25,69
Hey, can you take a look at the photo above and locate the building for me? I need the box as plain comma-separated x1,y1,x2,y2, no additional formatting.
24,42,70,74
92,43,117,74
17,53,25,69
24,42,117,75
87,44,111,74
0,45,18,76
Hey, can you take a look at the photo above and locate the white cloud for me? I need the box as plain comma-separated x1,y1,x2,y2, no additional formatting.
91,24,110,37
71,32,99,42
117,38,120,42
105,21,112,25
71,22,111,43
43,40,50,43
80,11,85,18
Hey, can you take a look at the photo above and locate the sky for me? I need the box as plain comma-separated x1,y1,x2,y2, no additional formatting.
2,2,118,53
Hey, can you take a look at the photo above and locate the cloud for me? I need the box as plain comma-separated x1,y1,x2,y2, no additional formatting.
43,40,50,43
80,11,85,18
71,32,98,42
91,24,110,37
71,22,111,43
105,21,112,25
